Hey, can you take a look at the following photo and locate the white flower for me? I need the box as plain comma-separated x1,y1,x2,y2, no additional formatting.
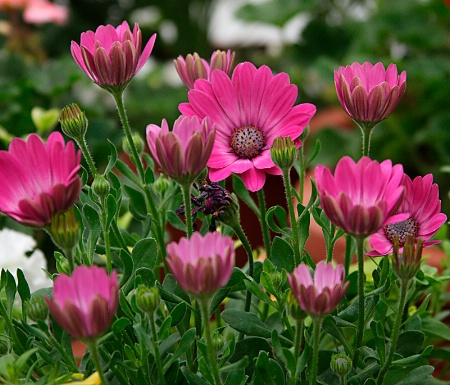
0,228,51,293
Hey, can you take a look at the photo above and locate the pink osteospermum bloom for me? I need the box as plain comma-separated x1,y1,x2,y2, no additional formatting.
146,115,215,185
174,49,235,89
0,132,81,227
334,62,406,125
23,0,68,25
179,62,316,192
288,261,349,317
71,21,156,93
166,232,235,297
368,174,447,256
314,156,407,237
46,265,119,340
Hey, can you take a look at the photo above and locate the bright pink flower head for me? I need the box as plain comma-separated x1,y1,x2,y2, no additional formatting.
288,261,349,317
179,62,316,192
174,50,236,89
315,156,407,237
334,62,406,125
71,21,156,92
368,174,447,256
46,265,119,340
0,132,81,227
23,1,68,25
166,232,235,297
146,115,215,185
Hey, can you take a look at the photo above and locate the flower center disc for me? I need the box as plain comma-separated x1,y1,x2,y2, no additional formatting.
230,126,265,159
384,217,419,247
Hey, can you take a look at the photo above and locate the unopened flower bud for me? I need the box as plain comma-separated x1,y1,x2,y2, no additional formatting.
217,192,240,227
212,330,225,352
60,104,88,140
392,234,423,281
54,253,71,275
26,296,49,322
154,174,171,197
136,285,160,316
271,137,297,170
122,133,144,156
287,291,307,321
331,353,352,378
49,207,80,251
92,174,110,200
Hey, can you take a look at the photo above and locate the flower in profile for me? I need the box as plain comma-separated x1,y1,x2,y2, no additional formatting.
368,174,447,256
146,115,215,185
166,232,235,297
71,21,156,93
174,50,235,89
179,62,316,192
314,156,407,237
288,261,349,317
46,265,119,340
334,62,406,126
0,132,81,227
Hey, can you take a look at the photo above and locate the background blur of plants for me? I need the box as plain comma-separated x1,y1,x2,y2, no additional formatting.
0,0,449,255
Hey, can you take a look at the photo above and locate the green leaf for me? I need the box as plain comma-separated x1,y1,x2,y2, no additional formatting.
222,309,271,337
232,174,259,215
255,351,285,385
224,369,248,385
180,366,209,385
132,237,158,271
144,166,154,184
271,236,295,273
244,279,277,309
170,302,187,327
164,328,196,370
167,210,187,232
17,269,30,311
421,316,450,341
112,317,131,334
396,331,424,357
266,205,289,235
104,140,118,174
115,159,141,187
124,185,147,221
384,364,434,385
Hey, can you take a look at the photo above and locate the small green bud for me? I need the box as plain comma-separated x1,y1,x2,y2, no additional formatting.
217,192,240,227
136,285,160,315
270,137,297,170
26,296,49,322
122,133,144,156
287,290,307,321
330,353,352,378
54,252,71,275
49,207,80,251
212,331,225,352
92,174,110,200
154,174,171,197
59,104,88,140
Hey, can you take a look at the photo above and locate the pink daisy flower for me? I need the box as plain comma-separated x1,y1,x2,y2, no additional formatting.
368,174,447,256
179,62,316,192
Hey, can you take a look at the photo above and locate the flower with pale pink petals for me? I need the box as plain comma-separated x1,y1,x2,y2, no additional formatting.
71,21,156,93
146,115,215,185
288,261,349,317
334,62,406,126
0,132,81,227
368,174,447,256
46,265,119,340
179,62,316,192
174,50,235,89
166,232,235,297
23,0,68,25
314,156,407,237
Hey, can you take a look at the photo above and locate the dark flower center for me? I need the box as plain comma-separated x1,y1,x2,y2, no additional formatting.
230,126,265,159
384,217,419,247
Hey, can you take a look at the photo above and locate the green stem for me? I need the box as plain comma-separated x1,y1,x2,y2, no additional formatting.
181,183,194,238
309,317,323,385
64,246,75,274
149,313,166,385
100,198,112,274
325,224,336,264
344,235,353,277
199,298,223,385
376,279,409,385
282,167,301,265
257,189,271,259
0,300,24,354
297,145,305,205
353,235,366,367
85,339,108,385
290,319,304,385
358,121,376,157
75,136,98,178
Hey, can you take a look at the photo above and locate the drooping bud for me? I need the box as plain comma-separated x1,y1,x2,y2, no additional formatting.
271,137,297,170
26,296,49,322
49,207,80,252
392,234,423,281
330,353,352,378
136,285,160,316
59,103,88,140
92,174,110,201
122,133,144,156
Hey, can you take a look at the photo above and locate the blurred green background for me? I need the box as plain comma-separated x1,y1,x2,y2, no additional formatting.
0,0,449,215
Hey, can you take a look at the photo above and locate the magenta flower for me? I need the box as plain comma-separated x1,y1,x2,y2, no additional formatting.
315,156,407,237
166,232,235,297
0,132,81,227
368,174,447,256
71,21,156,92
174,50,235,89
288,261,349,317
46,265,119,340
334,62,406,125
146,115,215,185
179,62,316,192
